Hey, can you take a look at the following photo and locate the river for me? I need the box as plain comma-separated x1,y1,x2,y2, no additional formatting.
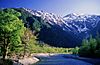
33,54,93,65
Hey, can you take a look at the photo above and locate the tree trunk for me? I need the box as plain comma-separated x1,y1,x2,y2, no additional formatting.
3,48,7,60
2,34,7,60
3,39,6,60
24,43,27,58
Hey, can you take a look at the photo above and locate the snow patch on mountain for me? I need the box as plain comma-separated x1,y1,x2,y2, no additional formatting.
23,8,64,26
63,13,100,33
23,8,100,34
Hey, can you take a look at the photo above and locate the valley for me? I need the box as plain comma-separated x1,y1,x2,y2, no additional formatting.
0,8,100,65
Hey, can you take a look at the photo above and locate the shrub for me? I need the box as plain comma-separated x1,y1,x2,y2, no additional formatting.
78,36,100,58
71,47,79,55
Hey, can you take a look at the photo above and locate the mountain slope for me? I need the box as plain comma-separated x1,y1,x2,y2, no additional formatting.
14,8,100,47
63,13,100,39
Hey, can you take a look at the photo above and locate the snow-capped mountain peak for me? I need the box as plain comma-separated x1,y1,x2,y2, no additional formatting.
17,8,100,47
23,8,100,37
63,13,100,35
63,13,79,20
23,8,64,25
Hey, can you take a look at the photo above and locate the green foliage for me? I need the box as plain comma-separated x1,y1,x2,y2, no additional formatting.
78,35,100,58
0,9,25,59
3,8,21,17
33,20,41,32
28,42,73,53
15,8,51,32
71,47,79,54
21,28,38,55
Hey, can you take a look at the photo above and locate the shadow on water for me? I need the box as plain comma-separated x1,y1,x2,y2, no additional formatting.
32,54,97,65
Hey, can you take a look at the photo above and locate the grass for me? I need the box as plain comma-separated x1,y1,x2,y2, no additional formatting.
29,43,73,54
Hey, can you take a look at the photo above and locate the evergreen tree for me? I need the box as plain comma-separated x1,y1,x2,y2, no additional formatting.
79,36,98,58
21,28,37,57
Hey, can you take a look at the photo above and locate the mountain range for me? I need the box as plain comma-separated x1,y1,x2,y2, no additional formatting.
11,8,100,47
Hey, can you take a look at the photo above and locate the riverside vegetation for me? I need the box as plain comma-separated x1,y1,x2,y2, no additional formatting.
0,8,100,65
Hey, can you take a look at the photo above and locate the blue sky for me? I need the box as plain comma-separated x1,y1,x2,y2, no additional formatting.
0,0,100,16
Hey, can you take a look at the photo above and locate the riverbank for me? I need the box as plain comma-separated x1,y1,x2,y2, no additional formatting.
18,57,39,65
13,53,55,65
13,56,39,65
